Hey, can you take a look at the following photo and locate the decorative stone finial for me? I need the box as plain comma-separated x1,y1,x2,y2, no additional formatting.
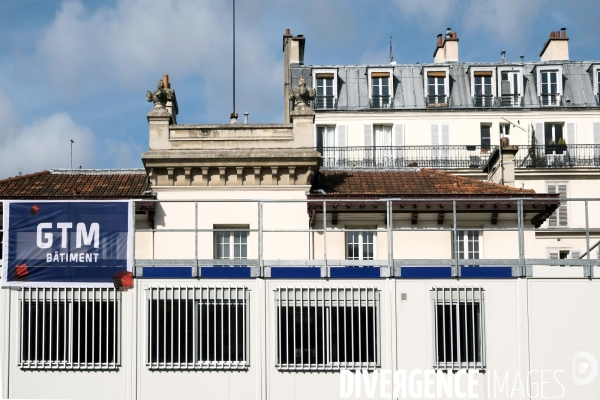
288,76,316,110
146,80,174,108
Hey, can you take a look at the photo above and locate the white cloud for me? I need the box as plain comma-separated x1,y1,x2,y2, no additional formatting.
392,0,461,28
0,87,96,178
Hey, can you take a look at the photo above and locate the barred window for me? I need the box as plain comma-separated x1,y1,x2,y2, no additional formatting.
432,287,485,370
146,286,248,369
20,287,120,369
276,287,379,370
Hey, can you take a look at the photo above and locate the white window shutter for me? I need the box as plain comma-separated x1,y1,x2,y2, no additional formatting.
547,183,557,227
571,250,581,260
535,122,544,146
430,123,440,160
363,124,373,146
558,184,568,227
441,124,450,145
392,124,404,146
336,124,347,147
549,251,559,260
593,122,600,144
566,122,576,145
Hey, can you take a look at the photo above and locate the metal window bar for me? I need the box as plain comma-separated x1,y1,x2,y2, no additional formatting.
432,287,485,370
426,95,448,107
370,96,393,109
146,286,248,370
275,287,379,371
19,287,120,370
313,96,337,110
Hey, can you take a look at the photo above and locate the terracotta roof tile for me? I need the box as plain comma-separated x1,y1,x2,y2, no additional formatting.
0,169,151,199
311,168,536,196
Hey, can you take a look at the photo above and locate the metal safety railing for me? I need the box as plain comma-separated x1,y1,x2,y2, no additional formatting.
516,144,600,168
132,197,600,279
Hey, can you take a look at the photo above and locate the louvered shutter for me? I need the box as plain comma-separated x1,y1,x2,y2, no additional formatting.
336,124,347,147
392,124,404,146
547,184,557,227
557,183,568,227
431,123,440,160
441,123,450,160
566,122,576,145
535,122,544,146
593,123,600,161
571,250,581,260
363,124,373,146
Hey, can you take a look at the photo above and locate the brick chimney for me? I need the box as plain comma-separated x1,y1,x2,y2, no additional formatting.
434,28,459,63
283,30,306,123
540,28,569,61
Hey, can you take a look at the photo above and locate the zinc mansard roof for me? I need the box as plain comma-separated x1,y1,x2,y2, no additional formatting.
291,60,600,110
0,169,152,199
310,168,541,197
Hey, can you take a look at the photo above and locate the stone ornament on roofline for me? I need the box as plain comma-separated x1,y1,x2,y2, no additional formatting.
146,80,175,108
289,76,316,111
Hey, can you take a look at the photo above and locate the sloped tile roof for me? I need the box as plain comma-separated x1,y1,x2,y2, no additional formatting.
311,168,536,196
0,169,152,199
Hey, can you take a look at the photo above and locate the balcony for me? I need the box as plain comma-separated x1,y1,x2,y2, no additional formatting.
426,95,448,108
499,94,522,107
312,95,337,110
370,95,393,109
472,95,495,108
515,145,600,168
540,93,562,106
320,145,494,169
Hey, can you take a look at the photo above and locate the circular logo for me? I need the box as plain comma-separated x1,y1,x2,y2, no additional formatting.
572,351,598,385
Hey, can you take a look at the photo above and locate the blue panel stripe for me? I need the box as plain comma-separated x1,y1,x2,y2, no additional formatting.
330,267,380,279
201,266,251,279
270,267,321,279
142,267,193,278
400,267,452,278
460,266,512,278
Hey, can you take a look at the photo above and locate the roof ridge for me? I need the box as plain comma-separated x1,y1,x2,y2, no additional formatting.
50,168,147,175
421,168,535,193
0,170,51,183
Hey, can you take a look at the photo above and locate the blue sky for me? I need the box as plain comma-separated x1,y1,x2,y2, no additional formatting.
0,0,599,178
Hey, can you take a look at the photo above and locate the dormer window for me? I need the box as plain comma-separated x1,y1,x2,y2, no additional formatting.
312,69,338,110
537,67,563,106
367,68,394,109
471,70,494,107
499,70,522,107
595,68,600,105
425,69,449,107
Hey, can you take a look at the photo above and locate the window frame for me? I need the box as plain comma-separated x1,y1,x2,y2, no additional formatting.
275,286,380,371
479,124,492,151
19,287,120,370
469,67,496,107
146,285,249,370
431,286,486,370
214,225,249,261
455,229,483,265
536,66,563,106
367,67,394,109
311,68,338,110
423,67,450,107
497,67,523,107
345,228,376,261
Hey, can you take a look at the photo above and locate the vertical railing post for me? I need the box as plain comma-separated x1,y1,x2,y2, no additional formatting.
322,201,328,278
584,200,592,278
386,200,394,278
195,200,199,277
256,201,263,278
517,199,525,277
452,200,459,277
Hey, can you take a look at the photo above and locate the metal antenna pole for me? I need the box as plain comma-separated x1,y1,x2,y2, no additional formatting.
389,36,393,63
70,139,74,169
232,0,236,115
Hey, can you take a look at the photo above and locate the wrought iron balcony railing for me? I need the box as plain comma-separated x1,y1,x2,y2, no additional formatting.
320,145,495,169
313,95,337,110
515,145,600,168
318,145,600,170
370,95,393,109
499,94,522,107
426,95,449,108
540,93,562,106
472,95,495,108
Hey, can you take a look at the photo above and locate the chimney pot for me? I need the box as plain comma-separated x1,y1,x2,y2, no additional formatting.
163,74,169,89
437,34,443,46
550,32,555,38
285,28,290,35
452,32,457,39
556,31,561,37
561,28,566,38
